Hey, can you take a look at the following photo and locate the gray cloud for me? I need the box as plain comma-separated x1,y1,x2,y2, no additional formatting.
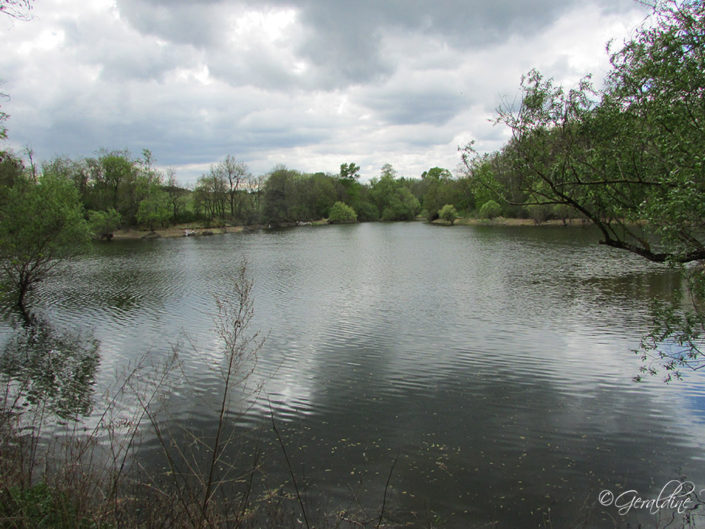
112,0,634,89
115,0,229,49
282,0,579,84
1,0,649,184
358,86,467,126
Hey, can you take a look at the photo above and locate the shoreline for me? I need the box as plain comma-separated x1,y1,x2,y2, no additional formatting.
111,217,589,240
111,224,248,240
449,217,589,227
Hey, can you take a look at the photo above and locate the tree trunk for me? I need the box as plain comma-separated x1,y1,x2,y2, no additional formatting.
16,278,32,325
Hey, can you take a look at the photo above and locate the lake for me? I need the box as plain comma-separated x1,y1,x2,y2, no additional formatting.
17,222,705,527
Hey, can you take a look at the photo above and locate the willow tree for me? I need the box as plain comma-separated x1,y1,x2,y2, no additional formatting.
0,172,90,323
464,0,705,379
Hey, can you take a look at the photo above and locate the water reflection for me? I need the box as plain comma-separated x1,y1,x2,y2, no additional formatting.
0,319,99,419
12,223,705,527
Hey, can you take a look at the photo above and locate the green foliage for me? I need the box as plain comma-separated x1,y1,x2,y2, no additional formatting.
381,187,420,221
464,0,705,378
636,267,705,383
605,0,705,259
337,177,379,221
194,169,227,223
380,163,397,179
354,200,380,222
136,185,170,231
339,162,360,180
261,167,353,224
0,482,110,529
79,151,159,226
420,167,470,221
0,320,99,419
87,208,121,240
210,155,251,220
96,153,135,211
0,151,24,188
261,166,299,224
438,204,458,225
370,174,420,221
467,0,705,263
308,172,338,219
0,173,90,321
478,200,502,219
552,203,576,225
164,173,191,223
327,201,357,224
526,203,551,224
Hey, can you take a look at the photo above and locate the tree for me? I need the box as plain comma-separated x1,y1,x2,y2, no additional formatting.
464,0,705,379
308,172,337,219
328,201,357,224
164,170,190,222
87,208,121,240
380,186,419,221
369,168,420,221
465,0,705,263
526,203,551,225
478,200,501,219
136,184,170,231
421,167,457,221
194,170,227,223
211,155,250,220
339,162,360,180
0,173,90,323
438,204,458,225
261,166,297,224
100,152,135,211
380,163,397,179
0,151,24,188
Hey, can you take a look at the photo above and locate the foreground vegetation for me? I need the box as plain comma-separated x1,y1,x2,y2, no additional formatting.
0,263,416,529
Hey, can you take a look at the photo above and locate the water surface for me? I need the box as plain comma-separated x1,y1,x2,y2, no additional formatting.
24,223,705,527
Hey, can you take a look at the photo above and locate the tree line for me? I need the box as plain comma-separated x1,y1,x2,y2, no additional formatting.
0,146,485,320
0,148,500,234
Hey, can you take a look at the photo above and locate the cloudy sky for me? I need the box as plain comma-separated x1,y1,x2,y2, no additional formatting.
1,0,649,185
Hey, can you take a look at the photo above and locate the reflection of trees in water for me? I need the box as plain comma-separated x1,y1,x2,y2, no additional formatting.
0,320,99,419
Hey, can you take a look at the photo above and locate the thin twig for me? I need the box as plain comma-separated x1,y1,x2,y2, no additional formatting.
377,456,398,529
269,402,310,529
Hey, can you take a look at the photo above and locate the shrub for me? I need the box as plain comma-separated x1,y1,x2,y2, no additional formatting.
553,203,575,225
526,203,552,224
328,201,357,224
438,204,458,225
354,200,379,222
88,209,121,240
478,200,502,219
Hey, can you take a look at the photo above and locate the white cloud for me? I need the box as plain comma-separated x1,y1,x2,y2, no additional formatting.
0,0,649,185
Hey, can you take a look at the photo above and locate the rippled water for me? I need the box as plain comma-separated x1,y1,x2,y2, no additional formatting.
18,223,705,527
